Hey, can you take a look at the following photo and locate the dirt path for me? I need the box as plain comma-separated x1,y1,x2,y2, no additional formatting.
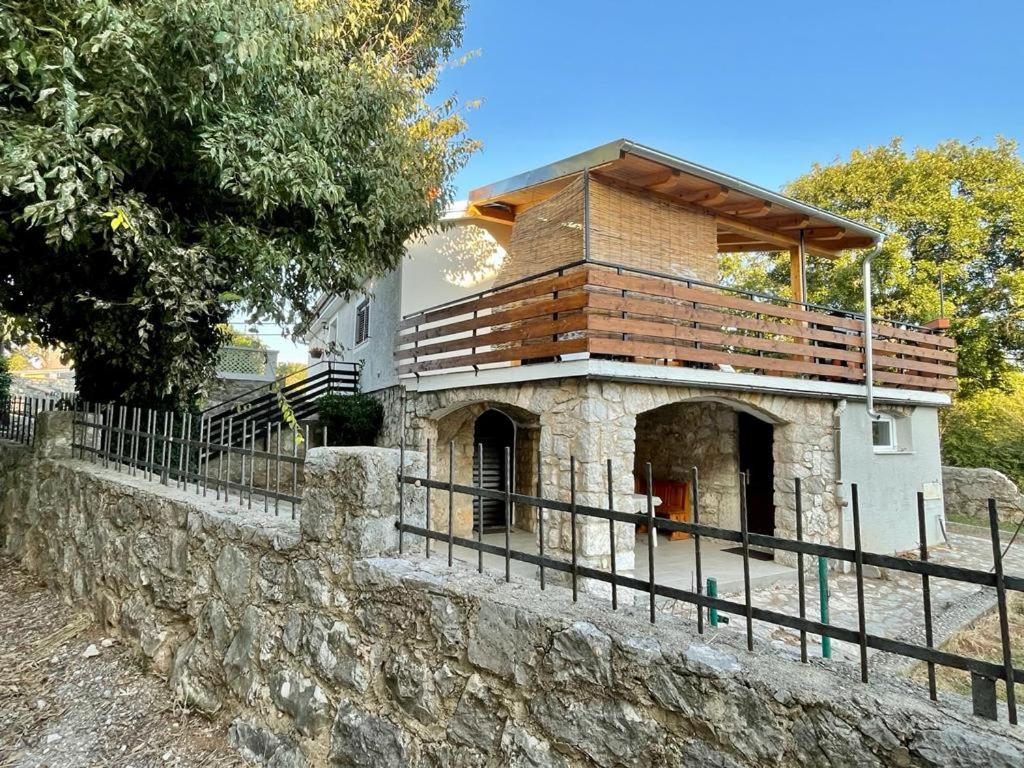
0,557,245,768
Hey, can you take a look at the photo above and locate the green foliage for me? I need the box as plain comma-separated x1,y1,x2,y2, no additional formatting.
0,0,474,406
720,138,1024,395
219,324,266,350
941,373,1024,488
275,360,307,386
0,354,11,402
316,393,383,446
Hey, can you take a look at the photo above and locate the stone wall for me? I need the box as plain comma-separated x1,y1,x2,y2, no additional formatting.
634,401,741,528
943,465,1024,524
403,378,839,578
1,419,1023,766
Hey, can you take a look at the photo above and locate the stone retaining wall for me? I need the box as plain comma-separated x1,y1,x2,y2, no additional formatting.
943,465,1024,524
1,417,1022,767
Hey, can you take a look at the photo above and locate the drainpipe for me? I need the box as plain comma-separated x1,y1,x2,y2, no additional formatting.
861,238,885,420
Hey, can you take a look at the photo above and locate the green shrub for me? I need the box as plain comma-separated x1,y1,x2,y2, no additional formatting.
316,393,383,447
941,374,1024,488
0,355,11,403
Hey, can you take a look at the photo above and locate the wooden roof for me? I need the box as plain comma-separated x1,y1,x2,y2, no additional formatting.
467,140,882,258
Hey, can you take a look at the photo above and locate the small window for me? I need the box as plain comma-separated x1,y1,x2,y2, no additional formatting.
355,299,370,345
872,415,897,452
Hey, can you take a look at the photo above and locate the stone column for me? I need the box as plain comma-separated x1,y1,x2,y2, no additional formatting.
539,381,638,595
35,411,74,459
300,446,426,560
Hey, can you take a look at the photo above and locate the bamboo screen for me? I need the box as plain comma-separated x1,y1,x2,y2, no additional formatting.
587,177,718,282
493,175,585,286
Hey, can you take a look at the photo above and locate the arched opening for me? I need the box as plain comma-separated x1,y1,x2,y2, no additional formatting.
472,408,516,531
737,411,775,536
633,398,776,536
429,400,540,539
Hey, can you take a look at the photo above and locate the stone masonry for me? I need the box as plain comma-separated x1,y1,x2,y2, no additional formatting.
943,465,1024,525
394,377,839,579
1,414,1023,766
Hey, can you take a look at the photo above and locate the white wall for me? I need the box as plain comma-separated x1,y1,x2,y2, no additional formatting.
837,402,945,555
304,217,508,392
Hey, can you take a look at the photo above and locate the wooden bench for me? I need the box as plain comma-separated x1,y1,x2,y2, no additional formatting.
634,476,692,541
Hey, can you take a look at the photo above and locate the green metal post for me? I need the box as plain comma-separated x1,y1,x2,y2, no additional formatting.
707,577,718,627
818,556,831,658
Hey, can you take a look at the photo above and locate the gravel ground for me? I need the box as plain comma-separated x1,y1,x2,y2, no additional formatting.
0,557,245,768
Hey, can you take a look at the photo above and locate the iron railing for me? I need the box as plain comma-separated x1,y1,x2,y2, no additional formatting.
0,395,66,446
397,441,1022,726
70,401,314,516
203,360,358,453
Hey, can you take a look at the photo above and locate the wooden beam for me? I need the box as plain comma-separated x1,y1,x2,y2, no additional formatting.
679,185,730,205
789,246,805,303
714,200,773,217
802,226,846,241
632,168,678,189
760,214,812,230
717,242,780,253
718,233,765,246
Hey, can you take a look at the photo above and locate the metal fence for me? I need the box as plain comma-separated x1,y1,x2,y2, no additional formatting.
0,395,66,446
397,441,1023,726
70,401,312,517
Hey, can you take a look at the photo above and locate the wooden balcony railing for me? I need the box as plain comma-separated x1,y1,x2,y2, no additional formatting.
395,262,957,392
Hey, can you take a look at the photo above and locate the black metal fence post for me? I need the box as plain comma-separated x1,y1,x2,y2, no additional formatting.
917,491,936,700
989,498,1018,725
851,483,869,683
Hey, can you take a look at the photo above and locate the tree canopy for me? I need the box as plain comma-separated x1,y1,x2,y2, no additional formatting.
1,0,473,405
721,138,1024,395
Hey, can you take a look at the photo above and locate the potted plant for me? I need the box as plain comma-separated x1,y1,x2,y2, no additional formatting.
309,347,325,359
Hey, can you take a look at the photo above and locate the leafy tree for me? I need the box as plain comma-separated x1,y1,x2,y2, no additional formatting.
720,138,1024,395
275,360,308,386
219,324,266,350
941,373,1024,487
1,0,473,406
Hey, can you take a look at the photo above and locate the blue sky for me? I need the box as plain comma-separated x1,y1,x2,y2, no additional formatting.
264,0,1024,360
442,0,1024,197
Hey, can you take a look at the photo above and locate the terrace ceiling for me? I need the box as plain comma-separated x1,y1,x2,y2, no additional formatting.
467,140,882,258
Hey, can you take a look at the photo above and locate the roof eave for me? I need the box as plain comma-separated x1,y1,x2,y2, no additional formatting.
468,138,883,245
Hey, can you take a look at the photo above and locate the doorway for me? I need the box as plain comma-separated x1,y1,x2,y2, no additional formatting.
472,409,516,532
738,412,775,536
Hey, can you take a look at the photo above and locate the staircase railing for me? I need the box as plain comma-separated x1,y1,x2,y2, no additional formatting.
203,360,358,453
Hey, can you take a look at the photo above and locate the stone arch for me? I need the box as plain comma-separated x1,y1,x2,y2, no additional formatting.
628,387,836,549
422,397,541,538
637,388,792,427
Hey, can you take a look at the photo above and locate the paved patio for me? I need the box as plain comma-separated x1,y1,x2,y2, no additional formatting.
701,529,1024,668
450,528,795,595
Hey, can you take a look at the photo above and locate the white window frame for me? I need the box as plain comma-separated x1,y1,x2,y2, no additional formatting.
872,414,898,453
355,298,370,346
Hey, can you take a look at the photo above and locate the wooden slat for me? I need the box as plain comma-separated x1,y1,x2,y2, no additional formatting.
587,314,866,367
586,290,957,367
398,338,588,375
872,354,957,378
586,292,866,350
399,269,590,330
587,268,956,349
587,337,865,382
397,293,589,344
873,369,958,392
396,314,588,360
